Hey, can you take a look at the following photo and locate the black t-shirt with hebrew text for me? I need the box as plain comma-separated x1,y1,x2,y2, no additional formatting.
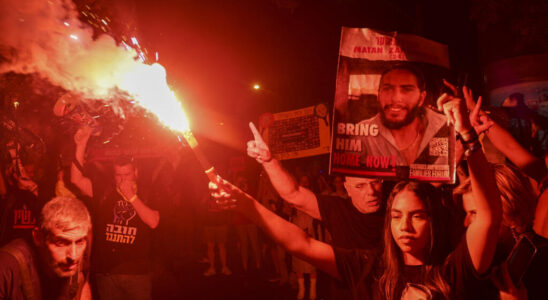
92,190,155,274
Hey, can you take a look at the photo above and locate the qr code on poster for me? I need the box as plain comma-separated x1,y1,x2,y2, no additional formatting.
429,138,448,157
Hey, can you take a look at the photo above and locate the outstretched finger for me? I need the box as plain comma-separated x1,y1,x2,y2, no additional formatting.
249,122,265,144
443,79,459,96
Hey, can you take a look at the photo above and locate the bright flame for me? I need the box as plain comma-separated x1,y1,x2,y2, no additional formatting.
118,63,190,133
253,84,260,90
0,0,191,135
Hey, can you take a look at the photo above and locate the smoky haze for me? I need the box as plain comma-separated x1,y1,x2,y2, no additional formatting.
0,0,144,99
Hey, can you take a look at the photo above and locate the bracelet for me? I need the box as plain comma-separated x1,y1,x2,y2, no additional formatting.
128,194,138,203
459,128,479,144
73,158,85,174
116,186,138,203
464,140,482,157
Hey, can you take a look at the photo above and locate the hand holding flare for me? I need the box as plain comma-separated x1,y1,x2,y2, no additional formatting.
179,130,219,184
209,176,242,209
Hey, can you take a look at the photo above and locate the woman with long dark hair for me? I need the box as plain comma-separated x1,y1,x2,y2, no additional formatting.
210,87,501,299
379,181,452,299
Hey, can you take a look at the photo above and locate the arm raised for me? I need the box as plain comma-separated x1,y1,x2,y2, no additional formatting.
247,122,321,219
212,178,339,279
463,86,545,183
438,85,502,274
71,126,93,198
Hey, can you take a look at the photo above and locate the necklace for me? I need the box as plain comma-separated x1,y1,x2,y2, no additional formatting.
396,129,421,151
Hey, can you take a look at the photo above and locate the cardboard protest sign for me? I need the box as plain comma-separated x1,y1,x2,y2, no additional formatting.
260,104,330,160
330,28,456,182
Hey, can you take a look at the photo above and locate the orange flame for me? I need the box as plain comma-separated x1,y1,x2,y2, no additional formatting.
119,63,191,134
1,0,191,135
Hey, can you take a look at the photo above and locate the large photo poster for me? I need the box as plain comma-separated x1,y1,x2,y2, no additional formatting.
330,28,456,182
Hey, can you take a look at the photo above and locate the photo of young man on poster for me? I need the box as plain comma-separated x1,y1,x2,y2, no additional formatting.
357,64,453,179
330,28,456,182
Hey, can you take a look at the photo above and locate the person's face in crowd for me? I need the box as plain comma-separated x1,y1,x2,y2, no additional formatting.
390,189,430,264
333,176,345,191
501,96,517,107
114,163,137,185
461,192,476,228
344,176,382,213
462,191,515,236
378,69,426,129
34,223,88,278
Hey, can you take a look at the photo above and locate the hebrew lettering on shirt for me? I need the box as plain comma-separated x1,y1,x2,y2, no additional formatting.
104,224,138,244
13,209,36,228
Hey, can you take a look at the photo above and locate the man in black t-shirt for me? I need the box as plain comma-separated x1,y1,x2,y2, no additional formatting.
247,123,385,299
71,126,160,300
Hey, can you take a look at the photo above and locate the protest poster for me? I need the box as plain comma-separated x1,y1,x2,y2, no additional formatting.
260,104,331,160
330,27,456,182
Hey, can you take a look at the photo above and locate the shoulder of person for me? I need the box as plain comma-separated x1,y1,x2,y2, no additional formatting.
358,113,381,125
0,239,34,272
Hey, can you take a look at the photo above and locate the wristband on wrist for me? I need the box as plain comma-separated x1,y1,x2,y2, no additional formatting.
127,194,137,203
464,140,482,157
73,158,85,174
459,128,479,144
116,187,138,203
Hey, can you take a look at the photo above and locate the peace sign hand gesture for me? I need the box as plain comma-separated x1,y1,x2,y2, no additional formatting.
463,86,494,134
247,122,273,164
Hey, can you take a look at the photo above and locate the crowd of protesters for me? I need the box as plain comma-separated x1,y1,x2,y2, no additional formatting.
1,66,548,300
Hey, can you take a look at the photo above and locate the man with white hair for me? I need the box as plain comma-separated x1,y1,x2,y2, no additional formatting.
0,196,92,299
247,123,385,299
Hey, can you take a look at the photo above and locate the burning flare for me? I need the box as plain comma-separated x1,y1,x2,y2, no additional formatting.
118,62,190,134
0,0,218,182
0,0,190,133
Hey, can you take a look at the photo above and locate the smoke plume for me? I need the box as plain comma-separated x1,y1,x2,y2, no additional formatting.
0,0,141,98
